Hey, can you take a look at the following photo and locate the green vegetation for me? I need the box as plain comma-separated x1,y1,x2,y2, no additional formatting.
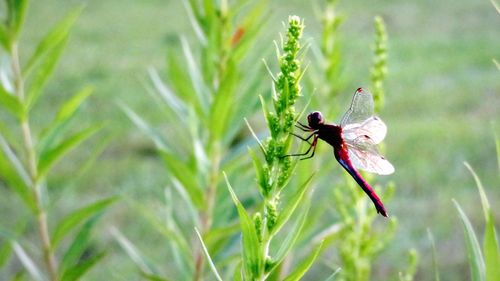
0,0,498,280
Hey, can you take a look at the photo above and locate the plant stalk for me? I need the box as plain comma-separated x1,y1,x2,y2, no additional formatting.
193,144,221,281
11,42,59,281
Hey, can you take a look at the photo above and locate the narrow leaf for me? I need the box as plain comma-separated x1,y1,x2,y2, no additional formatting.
52,197,117,247
37,125,101,179
127,199,191,259
148,68,186,119
224,172,263,279
111,228,157,275
0,85,24,119
60,214,101,272
272,173,314,236
0,241,13,268
427,229,441,281
24,7,83,75
244,118,266,154
140,273,171,281
0,25,9,50
27,35,68,109
182,0,207,45
180,36,210,109
269,202,310,274
160,151,203,208
209,59,236,142
453,199,486,281
61,252,105,281
12,242,44,281
464,162,500,281
121,104,169,151
10,0,29,39
0,132,32,187
38,86,93,154
283,240,324,281
325,268,342,281
195,228,223,281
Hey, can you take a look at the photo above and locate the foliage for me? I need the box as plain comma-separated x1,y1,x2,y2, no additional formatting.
307,2,416,280
0,1,114,280
452,160,500,281
118,0,269,280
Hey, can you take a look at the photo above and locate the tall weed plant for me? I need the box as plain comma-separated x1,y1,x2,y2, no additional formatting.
0,1,114,281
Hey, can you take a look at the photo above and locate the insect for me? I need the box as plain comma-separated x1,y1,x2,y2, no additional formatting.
285,88,394,217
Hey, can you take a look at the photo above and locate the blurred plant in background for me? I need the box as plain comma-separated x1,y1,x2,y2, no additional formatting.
451,159,500,281
306,2,417,281
0,1,114,280
116,0,269,280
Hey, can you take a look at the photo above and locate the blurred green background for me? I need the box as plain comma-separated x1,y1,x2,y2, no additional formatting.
2,0,499,280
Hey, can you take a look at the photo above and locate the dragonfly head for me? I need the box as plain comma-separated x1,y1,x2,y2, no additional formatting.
307,111,324,128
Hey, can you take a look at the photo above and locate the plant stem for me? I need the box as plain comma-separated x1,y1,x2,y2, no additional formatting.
194,145,221,281
11,42,59,281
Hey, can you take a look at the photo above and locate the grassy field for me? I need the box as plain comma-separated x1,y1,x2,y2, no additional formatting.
1,0,499,280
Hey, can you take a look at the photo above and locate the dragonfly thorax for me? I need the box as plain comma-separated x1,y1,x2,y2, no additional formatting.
307,111,324,129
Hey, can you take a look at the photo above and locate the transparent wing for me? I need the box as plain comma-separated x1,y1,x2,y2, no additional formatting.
341,88,374,127
342,116,387,144
345,135,394,175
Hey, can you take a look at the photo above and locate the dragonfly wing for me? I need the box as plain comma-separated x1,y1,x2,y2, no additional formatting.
342,116,387,144
340,88,375,127
345,135,394,175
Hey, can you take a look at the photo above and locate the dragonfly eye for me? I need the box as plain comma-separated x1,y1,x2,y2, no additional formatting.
307,111,324,127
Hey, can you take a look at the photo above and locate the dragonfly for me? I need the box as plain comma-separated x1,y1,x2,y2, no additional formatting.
286,88,394,217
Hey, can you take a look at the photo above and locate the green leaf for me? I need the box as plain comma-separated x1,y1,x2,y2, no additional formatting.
195,228,223,281
0,134,35,212
494,130,500,174
272,173,314,236
0,25,10,50
204,223,239,257
121,104,169,151
127,199,191,260
51,197,117,247
427,229,441,281
111,228,159,276
0,84,25,120
208,59,236,144
9,0,29,39
325,268,342,281
160,151,203,208
60,214,102,273
38,86,93,154
23,6,83,76
61,252,105,281
248,147,267,194
464,163,500,281
0,241,13,268
233,261,243,281
12,242,44,281
182,0,207,45
140,273,171,281
148,68,186,120
269,202,310,274
180,36,210,110
453,199,486,281
224,172,263,279
283,240,324,281
37,125,101,180
26,34,68,109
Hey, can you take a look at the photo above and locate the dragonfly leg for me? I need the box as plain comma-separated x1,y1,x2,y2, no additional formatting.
299,137,318,160
291,132,315,145
295,122,312,132
281,135,318,159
